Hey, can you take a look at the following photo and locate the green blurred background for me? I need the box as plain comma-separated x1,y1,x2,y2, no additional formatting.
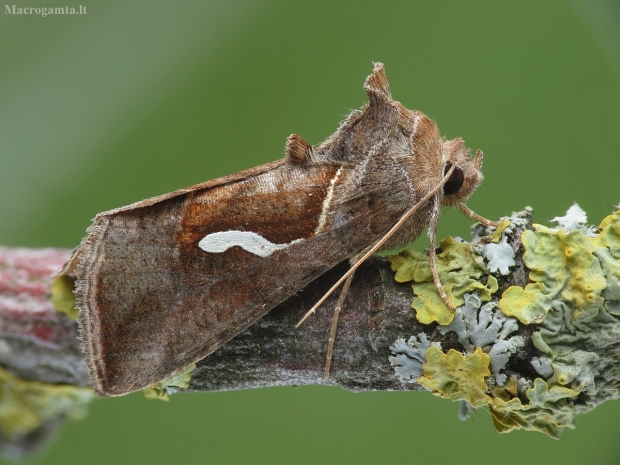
2,0,620,463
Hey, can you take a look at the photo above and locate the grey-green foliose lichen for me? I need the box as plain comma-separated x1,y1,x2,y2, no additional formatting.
388,206,620,438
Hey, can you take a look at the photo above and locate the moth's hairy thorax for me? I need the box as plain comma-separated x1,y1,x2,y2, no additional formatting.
310,94,452,254
331,147,437,253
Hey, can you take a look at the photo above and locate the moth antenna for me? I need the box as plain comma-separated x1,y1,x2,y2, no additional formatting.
295,164,458,328
285,134,314,163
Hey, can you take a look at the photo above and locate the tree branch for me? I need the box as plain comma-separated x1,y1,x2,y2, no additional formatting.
2,206,620,457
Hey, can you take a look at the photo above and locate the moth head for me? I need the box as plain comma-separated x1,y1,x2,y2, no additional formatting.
440,138,484,207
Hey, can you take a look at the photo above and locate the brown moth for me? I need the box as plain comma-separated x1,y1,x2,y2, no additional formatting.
62,63,491,397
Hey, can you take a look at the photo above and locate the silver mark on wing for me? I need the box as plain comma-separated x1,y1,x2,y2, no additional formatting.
198,231,299,257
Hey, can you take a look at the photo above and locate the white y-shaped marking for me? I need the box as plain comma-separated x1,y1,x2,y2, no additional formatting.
199,231,299,257
314,167,343,235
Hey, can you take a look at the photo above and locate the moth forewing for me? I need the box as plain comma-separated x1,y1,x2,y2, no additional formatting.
73,161,377,396
64,62,490,396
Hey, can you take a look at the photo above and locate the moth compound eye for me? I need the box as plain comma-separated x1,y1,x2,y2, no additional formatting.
442,162,464,195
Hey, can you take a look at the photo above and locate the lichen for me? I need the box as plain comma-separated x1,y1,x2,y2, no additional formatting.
389,207,620,438
50,274,78,320
417,347,492,408
143,363,196,401
550,204,594,235
499,283,551,325
551,350,599,394
415,346,582,438
499,218,607,324
437,293,524,385
480,219,515,275
458,400,473,421
531,356,554,379
0,365,94,439
496,206,620,436
591,210,620,312
472,208,532,242
388,237,498,325
490,378,579,439
389,334,441,383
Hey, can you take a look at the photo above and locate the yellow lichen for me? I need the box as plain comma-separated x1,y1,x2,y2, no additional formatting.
408,282,456,326
50,274,78,320
417,347,492,407
499,225,606,324
388,237,498,325
143,363,196,401
595,211,620,258
489,378,579,439
390,210,619,437
492,212,620,437
489,219,511,243
388,248,429,283
590,211,620,313
557,374,570,385
0,366,94,438
417,343,581,438
499,283,551,324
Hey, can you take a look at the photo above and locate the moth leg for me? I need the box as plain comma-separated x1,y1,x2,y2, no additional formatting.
428,198,457,313
428,230,456,313
458,202,500,228
325,271,355,379
297,165,459,328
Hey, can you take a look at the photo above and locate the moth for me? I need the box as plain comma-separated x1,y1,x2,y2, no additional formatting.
61,63,493,397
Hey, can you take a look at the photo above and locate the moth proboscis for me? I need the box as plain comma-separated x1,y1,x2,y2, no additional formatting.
61,62,496,396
